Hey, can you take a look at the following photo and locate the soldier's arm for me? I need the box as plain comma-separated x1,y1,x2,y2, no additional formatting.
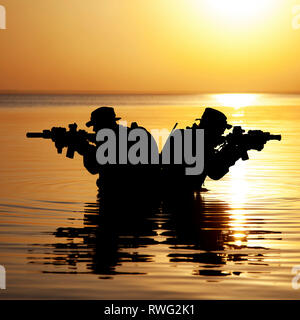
82,144,99,175
73,139,99,175
206,145,243,180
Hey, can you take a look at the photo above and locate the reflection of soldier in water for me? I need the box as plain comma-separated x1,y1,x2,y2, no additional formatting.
161,191,282,277
162,192,242,276
39,192,160,277
28,189,280,278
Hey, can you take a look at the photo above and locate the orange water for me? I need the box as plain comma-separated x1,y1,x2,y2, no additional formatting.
0,95,299,299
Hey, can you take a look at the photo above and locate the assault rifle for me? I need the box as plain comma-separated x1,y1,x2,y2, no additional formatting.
219,126,282,161
26,123,96,159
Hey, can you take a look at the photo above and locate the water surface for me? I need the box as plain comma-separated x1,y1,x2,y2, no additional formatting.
0,94,299,299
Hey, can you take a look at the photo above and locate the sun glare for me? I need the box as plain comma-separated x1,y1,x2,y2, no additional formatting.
205,0,274,23
229,160,248,208
214,94,258,109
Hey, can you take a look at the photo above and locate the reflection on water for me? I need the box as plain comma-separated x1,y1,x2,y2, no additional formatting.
29,192,159,277
1,96,300,299
27,189,281,280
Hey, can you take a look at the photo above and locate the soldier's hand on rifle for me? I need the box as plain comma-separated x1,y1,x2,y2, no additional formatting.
249,140,267,153
74,135,90,156
52,134,67,155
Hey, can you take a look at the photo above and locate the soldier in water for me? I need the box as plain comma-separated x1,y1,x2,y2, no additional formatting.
27,106,281,197
161,107,280,193
74,106,160,203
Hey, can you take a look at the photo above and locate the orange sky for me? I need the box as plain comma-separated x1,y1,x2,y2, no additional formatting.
0,0,299,93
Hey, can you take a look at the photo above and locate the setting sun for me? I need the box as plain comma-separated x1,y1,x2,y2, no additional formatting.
0,0,294,93
1,0,299,301
204,0,275,24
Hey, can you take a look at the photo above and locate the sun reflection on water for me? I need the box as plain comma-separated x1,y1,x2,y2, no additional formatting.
214,93,259,109
229,161,248,209
228,161,248,247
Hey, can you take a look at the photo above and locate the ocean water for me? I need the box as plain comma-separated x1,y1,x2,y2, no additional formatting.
0,93,300,299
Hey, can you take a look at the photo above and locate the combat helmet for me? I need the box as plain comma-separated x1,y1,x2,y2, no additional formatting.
199,108,232,130
86,107,121,128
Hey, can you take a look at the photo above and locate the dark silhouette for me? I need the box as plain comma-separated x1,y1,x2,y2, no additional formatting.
27,106,281,194
161,107,281,192
27,106,160,198
26,122,95,159
76,107,160,197
27,190,281,278
161,190,281,277
25,106,282,280
27,187,160,277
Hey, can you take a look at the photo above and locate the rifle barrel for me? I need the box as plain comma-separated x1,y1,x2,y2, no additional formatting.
26,132,50,138
269,134,281,141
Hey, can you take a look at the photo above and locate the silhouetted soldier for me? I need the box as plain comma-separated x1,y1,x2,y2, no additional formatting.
161,107,280,193
27,106,280,197
75,107,160,201
196,108,236,183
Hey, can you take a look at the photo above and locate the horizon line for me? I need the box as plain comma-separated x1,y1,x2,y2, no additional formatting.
1,90,300,95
